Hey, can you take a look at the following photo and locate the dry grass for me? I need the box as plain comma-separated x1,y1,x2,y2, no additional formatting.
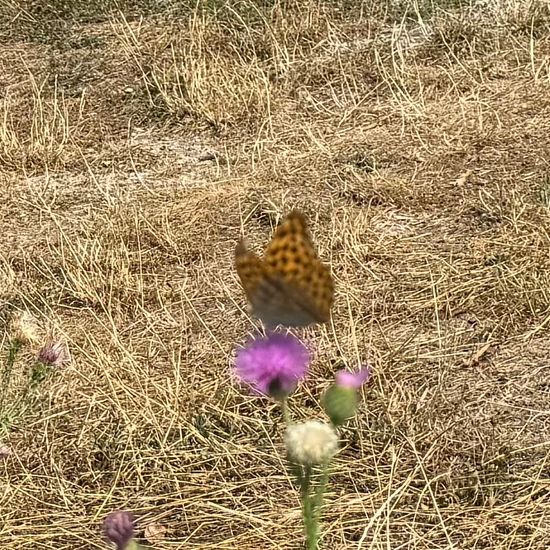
1,0,550,548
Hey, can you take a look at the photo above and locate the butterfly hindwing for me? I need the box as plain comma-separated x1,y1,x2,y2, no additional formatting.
235,241,313,326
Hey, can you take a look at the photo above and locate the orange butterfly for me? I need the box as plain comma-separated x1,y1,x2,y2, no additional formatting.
235,210,334,327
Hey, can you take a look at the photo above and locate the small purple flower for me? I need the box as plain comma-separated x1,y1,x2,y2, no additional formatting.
335,365,372,389
103,511,135,550
37,340,69,368
235,332,310,399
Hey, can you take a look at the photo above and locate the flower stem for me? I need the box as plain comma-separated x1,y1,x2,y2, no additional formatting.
302,461,333,550
312,461,331,539
0,339,22,412
281,398,293,426
300,465,320,549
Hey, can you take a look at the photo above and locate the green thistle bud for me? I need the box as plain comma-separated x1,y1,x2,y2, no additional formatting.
322,385,358,426
323,366,371,426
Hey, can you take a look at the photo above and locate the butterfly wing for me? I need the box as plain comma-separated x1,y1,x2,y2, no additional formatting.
235,240,311,327
235,211,334,327
263,211,334,325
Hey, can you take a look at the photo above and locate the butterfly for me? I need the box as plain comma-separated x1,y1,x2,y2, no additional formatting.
235,210,335,327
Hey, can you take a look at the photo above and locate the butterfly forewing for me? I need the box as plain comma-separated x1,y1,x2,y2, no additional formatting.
235,210,334,327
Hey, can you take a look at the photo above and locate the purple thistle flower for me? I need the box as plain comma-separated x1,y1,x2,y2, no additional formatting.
335,365,372,389
37,340,69,368
235,332,310,399
103,511,135,550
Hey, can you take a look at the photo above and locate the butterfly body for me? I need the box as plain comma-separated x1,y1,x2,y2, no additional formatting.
235,210,334,327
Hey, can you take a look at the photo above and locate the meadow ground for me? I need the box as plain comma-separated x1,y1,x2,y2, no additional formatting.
1,0,550,548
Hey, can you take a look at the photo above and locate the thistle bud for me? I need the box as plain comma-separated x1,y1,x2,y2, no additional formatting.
322,366,371,426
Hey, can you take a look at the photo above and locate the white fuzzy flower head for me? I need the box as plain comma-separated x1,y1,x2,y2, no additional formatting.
284,420,339,465
10,312,40,345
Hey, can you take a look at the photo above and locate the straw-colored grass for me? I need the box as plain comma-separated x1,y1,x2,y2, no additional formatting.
1,0,550,548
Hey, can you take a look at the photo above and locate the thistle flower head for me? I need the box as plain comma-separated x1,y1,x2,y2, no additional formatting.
284,420,338,465
103,511,135,550
37,340,69,368
335,365,371,389
235,332,310,399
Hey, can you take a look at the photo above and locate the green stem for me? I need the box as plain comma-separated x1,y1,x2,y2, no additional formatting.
0,339,22,412
304,461,333,550
301,465,319,550
7,340,21,368
300,465,310,501
312,461,331,539
280,397,293,426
